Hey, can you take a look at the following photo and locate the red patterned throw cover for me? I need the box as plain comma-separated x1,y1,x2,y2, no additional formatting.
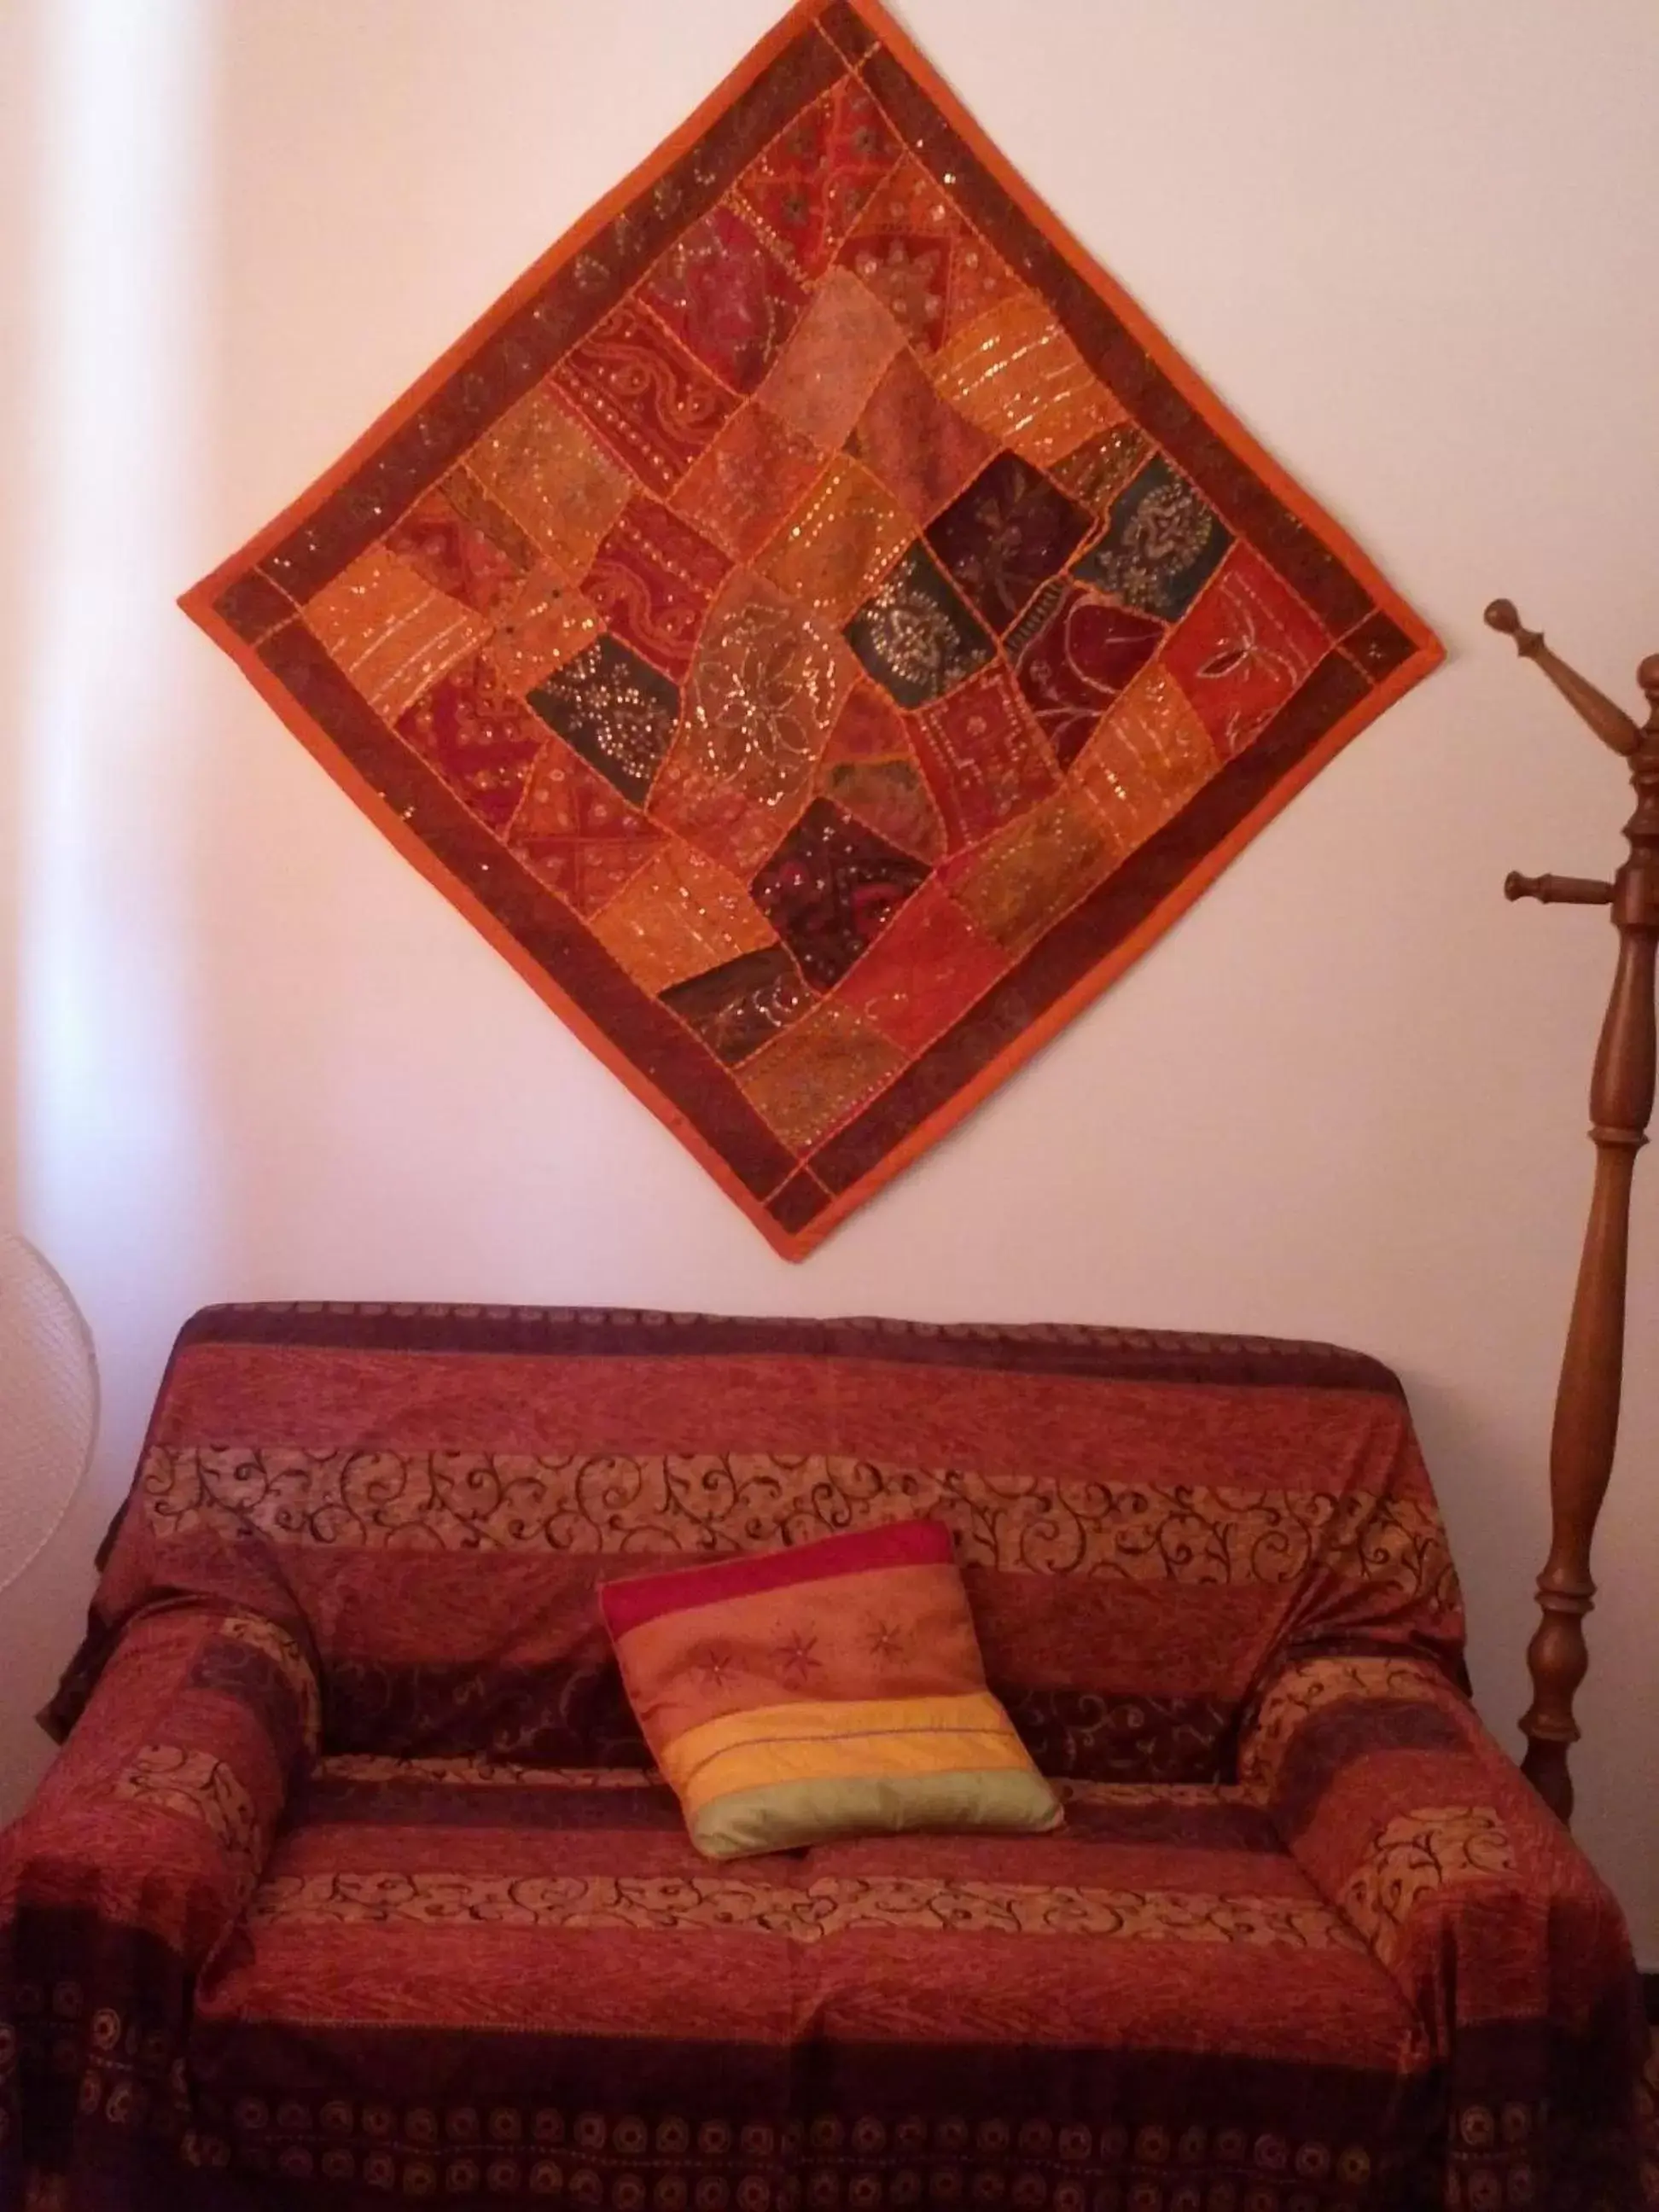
2,1304,1647,2211
183,3,1441,1255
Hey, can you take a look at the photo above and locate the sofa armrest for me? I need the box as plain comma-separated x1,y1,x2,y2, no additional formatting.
0,1600,318,2196
1240,1652,1644,2203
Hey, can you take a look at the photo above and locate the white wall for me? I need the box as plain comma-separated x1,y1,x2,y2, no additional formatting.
3,0,1656,1959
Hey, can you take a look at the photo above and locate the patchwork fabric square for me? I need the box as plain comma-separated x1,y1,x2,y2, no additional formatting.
184,0,1441,1257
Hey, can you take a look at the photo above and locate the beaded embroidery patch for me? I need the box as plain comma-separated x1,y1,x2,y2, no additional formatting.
183,0,1440,1256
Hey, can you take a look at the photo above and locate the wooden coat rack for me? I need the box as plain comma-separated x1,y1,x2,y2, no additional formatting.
1486,599,1659,1826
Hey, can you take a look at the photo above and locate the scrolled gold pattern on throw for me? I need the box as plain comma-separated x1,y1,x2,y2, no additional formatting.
1238,1655,1454,1798
1339,1805,1516,1963
138,1446,1456,1603
113,1745,262,1870
247,1870,1364,1952
311,1755,663,1790
218,1614,323,1755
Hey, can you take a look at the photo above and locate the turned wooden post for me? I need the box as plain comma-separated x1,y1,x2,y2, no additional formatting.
1486,600,1659,1825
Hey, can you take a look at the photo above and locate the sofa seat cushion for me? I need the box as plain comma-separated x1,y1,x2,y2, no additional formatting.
188,1756,1434,2200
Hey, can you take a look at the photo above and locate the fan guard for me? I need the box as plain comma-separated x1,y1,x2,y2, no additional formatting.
0,1234,98,1591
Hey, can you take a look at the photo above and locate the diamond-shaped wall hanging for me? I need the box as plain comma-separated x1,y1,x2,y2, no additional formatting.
183,0,1441,1258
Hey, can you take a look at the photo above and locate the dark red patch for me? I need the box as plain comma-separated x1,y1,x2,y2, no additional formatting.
506,736,664,917
837,882,1010,1055
641,205,811,396
911,666,1057,850
395,655,546,832
1010,583,1163,767
927,451,1094,635
734,75,901,280
551,302,739,497
583,498,731,679
1161,545,1333,760
383,486,527,616
751,798,929,990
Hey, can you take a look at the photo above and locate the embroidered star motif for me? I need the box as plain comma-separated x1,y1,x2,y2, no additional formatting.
693,1644,740,1691
773,1629,822,1686
866,1619,907,1662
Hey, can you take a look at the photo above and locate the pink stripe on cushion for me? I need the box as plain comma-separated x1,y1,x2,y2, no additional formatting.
600,1517,952,1638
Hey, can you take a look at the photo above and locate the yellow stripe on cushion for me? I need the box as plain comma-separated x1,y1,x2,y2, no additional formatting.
667,1692,1012,1766
661,1693,1034,1813
678,1734,1034,1818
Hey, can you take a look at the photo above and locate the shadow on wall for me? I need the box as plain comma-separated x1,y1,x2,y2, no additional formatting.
3,0,230,1816
1400,1366,1543,1733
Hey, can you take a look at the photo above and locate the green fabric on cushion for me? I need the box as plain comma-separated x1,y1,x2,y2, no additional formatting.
690,1766,1063,1860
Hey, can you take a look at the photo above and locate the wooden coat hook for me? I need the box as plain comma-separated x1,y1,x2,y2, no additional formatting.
1486,598,1659,1825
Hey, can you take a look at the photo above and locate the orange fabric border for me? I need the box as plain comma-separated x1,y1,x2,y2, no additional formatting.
180,0,1442,1261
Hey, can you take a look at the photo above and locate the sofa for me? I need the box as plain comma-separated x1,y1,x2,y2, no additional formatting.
1,1303,1645,2212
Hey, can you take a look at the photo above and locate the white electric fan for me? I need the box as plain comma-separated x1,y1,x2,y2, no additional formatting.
0,1233,98,1591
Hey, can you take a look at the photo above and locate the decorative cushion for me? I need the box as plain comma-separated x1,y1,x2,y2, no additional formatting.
600,1518,1062,1858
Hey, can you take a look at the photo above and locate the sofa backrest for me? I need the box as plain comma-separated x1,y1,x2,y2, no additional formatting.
58,1306,1464,1784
